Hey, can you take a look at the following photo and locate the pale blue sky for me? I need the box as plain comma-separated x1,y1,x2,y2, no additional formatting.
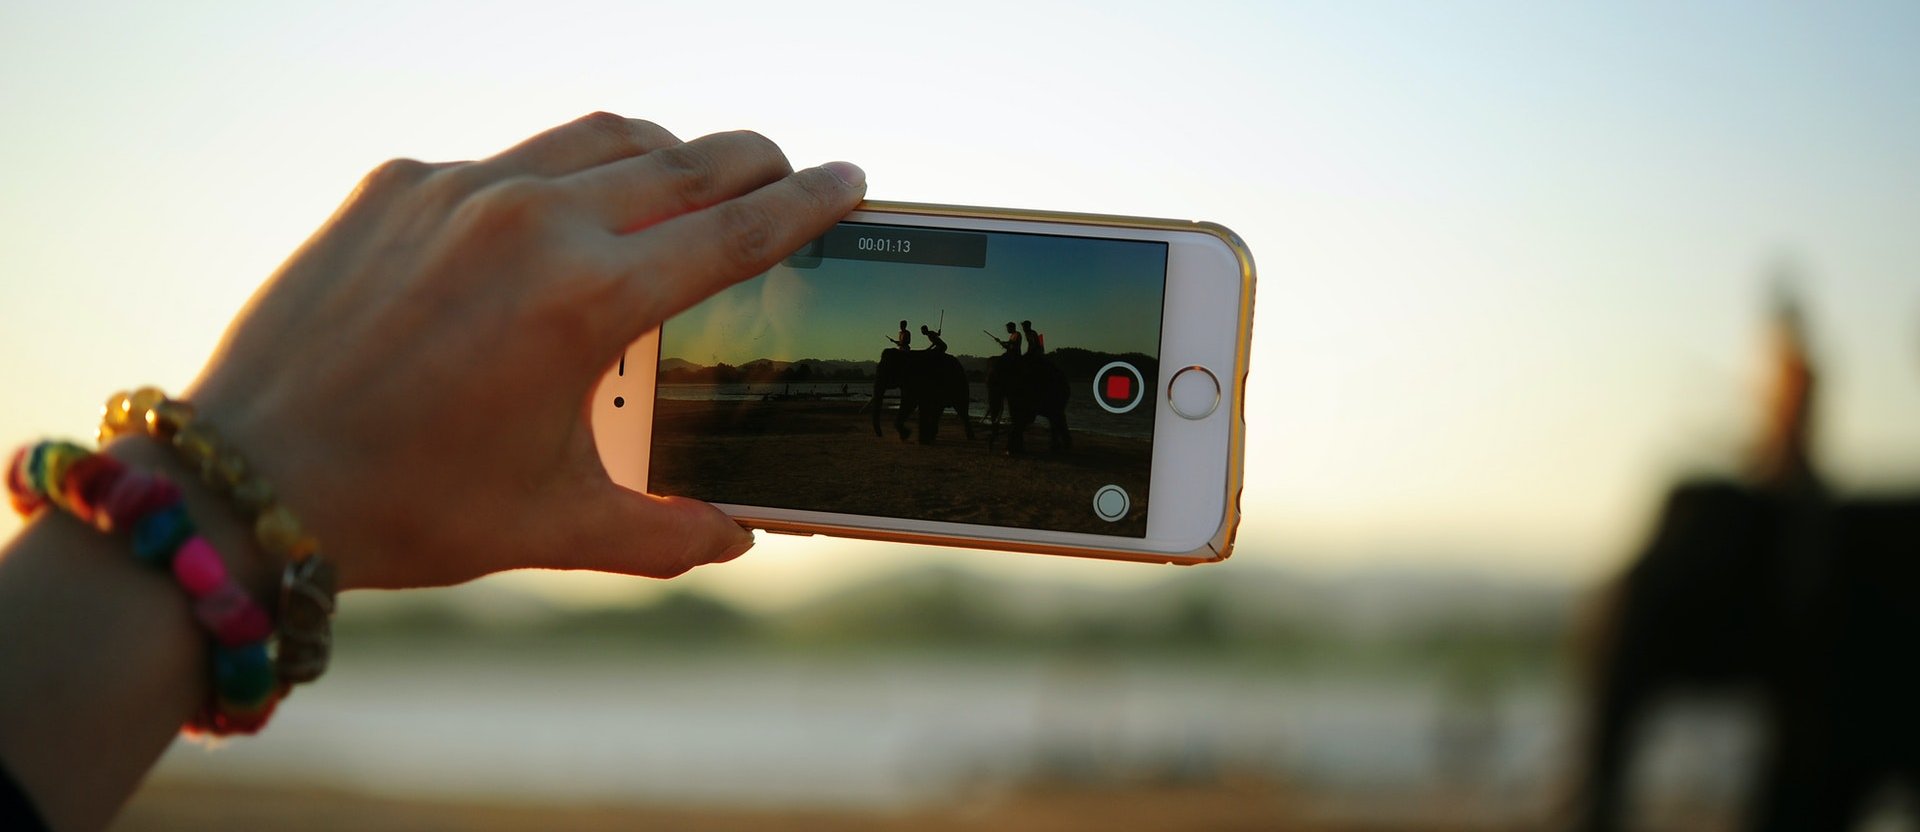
2,2,1916,607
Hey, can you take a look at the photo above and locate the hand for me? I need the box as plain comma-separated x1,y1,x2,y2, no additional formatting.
182,113,866,590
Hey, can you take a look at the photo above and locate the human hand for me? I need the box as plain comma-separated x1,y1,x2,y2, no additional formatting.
181,113,866,590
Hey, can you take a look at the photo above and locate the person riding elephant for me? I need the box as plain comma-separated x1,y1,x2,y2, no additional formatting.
992,321,1021,358
1021,320,1045,356
872,347,973,444
987,342,1070,454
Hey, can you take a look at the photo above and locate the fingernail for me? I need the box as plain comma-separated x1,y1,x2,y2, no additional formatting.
822,160,866,188
720,533,756,562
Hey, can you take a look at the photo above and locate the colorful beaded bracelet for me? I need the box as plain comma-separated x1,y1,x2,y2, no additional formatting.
6,440,281,735
98,388,337,689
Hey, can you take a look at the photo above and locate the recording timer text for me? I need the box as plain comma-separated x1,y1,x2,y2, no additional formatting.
856,236,912,254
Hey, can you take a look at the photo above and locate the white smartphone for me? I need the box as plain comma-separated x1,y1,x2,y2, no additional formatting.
592,201,1254,565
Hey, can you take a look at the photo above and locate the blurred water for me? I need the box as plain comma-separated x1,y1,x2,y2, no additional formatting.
153,646,1569,814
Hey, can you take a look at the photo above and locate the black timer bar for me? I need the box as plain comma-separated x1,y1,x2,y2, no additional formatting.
784,223,987,270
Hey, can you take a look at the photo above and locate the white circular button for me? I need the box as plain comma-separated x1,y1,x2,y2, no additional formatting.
1168,366,1220,420
1092,485,1130,522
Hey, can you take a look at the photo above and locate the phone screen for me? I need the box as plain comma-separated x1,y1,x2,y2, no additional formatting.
649,221,1168,537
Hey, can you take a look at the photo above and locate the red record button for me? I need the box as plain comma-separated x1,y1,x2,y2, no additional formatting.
1094,361,1146,414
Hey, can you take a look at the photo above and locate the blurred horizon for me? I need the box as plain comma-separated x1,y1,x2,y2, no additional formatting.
147,559,1585,820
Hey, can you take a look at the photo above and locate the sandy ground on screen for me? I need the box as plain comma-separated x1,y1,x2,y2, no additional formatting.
649,399,1151,537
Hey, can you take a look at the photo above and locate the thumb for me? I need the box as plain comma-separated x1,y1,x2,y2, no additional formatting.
559,486,756,579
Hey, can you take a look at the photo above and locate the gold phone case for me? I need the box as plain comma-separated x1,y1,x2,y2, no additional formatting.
723,200,1257,566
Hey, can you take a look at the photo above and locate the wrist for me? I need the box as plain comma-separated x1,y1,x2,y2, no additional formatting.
99,436,281,606
181,380,373,591
98,387,339,694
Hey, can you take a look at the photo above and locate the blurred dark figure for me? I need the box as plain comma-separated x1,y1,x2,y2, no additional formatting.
1573,285,1920,830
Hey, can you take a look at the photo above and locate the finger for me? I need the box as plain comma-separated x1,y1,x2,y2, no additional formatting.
562,129,795,233
558,488,755,579
607,162,866,338
486,111,681,179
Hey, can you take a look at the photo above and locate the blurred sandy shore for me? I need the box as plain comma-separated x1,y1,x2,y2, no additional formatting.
119,779,1529,832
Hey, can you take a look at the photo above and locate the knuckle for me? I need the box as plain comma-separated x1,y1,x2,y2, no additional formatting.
729,130,790,172
579,111,662,156
458,176,564,235
579,110,628,130
356,157,432,197
427,161,498,198
652,143,720,207
714,200,777,270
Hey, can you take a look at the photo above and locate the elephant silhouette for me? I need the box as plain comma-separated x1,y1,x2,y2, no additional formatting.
1571,286,1920,830
871,349,974,444
986,352,1071,453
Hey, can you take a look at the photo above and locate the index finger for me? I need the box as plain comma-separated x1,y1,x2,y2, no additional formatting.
607,161,867,339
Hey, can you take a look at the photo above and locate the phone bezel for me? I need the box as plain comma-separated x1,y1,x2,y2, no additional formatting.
591,201,1253,565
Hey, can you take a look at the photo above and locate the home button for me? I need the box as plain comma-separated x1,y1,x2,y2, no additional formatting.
1168,366,1220,420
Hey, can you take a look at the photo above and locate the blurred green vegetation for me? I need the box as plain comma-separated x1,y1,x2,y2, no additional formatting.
334,565,1576,678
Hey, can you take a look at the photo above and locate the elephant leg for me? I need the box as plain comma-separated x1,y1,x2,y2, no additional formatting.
871,390,886,436
958,401,975,440
1051,410,1071,451
1008,409,1031,454
1571,589,1671,832
1570,664,1640,832
919,400,939,444
896,397,915,441
986,392,1004,451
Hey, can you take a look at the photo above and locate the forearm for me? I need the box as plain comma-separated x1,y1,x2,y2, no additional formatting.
0,437,274,832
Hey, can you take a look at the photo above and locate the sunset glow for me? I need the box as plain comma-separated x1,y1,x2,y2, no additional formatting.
2,2,1916,609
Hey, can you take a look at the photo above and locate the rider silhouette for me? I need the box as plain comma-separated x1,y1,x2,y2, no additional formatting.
1021,320,1045,356
921,325,946,353
992,321,1022,358
890,319,910,352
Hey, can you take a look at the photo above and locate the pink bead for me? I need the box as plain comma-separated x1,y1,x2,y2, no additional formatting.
171,537,228,597
97,474,149,530
195,583,272,646
99,472,179,532
214,603,273,647
193,583,250,635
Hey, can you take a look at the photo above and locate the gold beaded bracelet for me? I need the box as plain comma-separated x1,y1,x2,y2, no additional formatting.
100,388,337,688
